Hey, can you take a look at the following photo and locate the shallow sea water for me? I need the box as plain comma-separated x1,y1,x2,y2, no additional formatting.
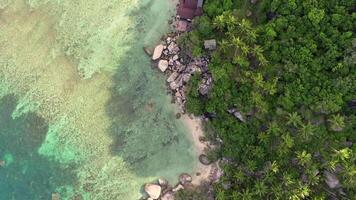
0,0,197,199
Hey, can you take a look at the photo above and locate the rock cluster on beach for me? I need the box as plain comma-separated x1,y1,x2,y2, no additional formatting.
149,35,213,114
143,173,192,200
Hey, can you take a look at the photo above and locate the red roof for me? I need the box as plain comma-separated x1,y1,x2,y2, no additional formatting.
178,0,203,20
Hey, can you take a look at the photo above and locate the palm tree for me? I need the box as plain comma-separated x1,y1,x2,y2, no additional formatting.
298,122,315,140
267,121,281,136
232,36,243,57
213,15,226,30
282,133,294,148
328,114,345,131
226,13,238,29
218,39,230,53
252,45,268,66
287,112,302,127
238,19,253,35
296,150,311,166
255,181,268,197
240,189,254,200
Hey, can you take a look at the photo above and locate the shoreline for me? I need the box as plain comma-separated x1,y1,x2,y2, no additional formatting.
142,3,221,197
179,114,217,186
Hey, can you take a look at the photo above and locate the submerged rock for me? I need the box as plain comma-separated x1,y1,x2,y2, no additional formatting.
0,160,5,167
144,47,153,56
152,44,164,60
145,183,162,199
51,193,60,200
199,154,212,165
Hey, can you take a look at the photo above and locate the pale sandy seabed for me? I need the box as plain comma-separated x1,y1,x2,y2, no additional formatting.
0,0,200,199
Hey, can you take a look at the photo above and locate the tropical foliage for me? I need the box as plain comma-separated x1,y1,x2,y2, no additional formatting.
182,0,356,199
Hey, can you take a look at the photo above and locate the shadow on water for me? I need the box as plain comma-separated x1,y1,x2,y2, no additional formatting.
0,95,77,200
105,0,195,179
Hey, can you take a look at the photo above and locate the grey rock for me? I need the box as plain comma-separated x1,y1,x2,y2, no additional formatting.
182,73,191,83
179,173,192,185
185,64,198,74
168,59,174,66
199,154,212,165
163,49,169,56
144,184,162,199
170,81,180,90
161,192,175,200
167,42,177,53
227,108,245,122
176,96,183,105
172,184,184,192
175,91,182,98
158,60,169,72
199,84,209,95
152,44,164,60
324,171,341,189
158,178,168,187
172,55,179,61
167,72,179,82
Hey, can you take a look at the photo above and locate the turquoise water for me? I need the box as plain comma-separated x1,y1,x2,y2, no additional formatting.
0,95,76,199
0,0,197,199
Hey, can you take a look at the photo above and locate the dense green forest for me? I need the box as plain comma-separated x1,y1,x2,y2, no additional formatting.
179,0,356,199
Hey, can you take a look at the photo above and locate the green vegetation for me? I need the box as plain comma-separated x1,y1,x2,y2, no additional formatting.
183,0,356,199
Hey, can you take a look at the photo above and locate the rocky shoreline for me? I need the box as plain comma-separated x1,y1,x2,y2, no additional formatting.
145,21,214,116
141,13,221,200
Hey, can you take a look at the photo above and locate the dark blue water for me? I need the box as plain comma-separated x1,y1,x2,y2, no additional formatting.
0,95,77,200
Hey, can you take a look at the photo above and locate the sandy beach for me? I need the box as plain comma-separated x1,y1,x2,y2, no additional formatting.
180,114,218,186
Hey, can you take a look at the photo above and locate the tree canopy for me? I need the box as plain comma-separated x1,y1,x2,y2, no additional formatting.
182,0,356,199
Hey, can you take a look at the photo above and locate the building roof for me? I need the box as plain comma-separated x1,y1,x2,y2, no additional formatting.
178,0,203,20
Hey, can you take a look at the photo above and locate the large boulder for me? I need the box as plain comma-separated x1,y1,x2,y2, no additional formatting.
152,44,164,60
199,154,212,165
324,171,341,189
172,184,184,192
227,108,245,122
167,72,179,82
181,73,191,83
158,60,169,72
145,184,162,199
161,192,175,200
158,178,168,187
175,20,188,32
199,84,210,95
167,42,179,54
179,173,192,185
